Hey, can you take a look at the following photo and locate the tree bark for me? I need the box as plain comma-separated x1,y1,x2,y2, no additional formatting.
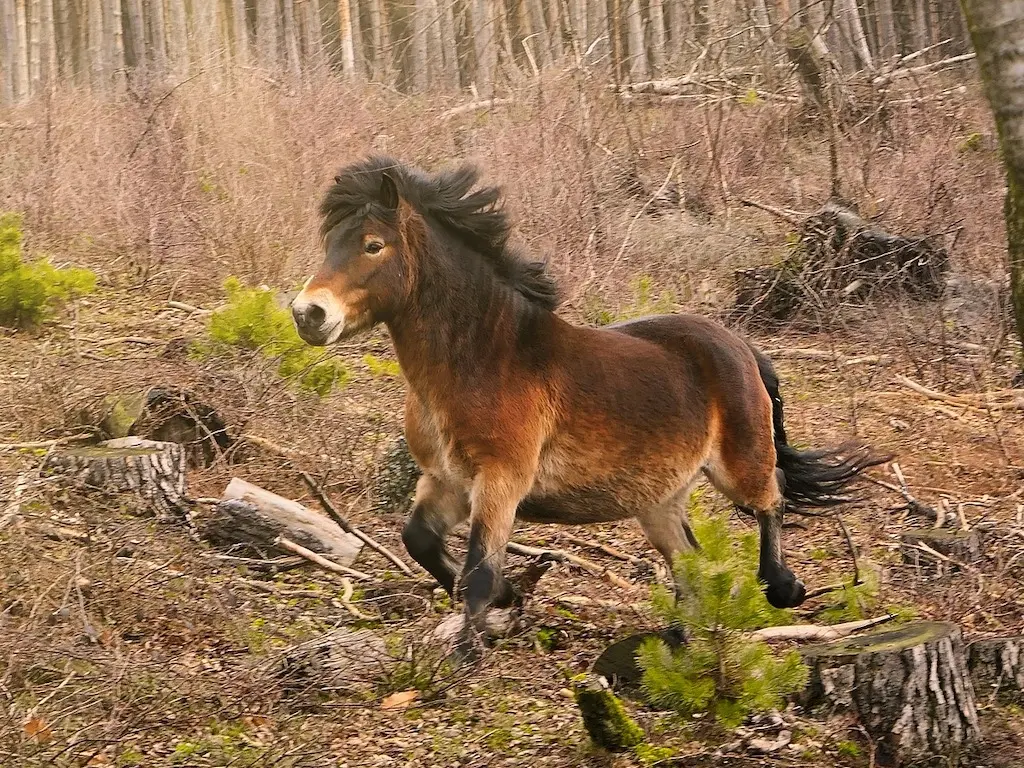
86,0,102,88
29,0,40,93
960,0,1024,363
149,0,167,74
42,437,191,522
648,0,666,75
166,0,187,74
433,0,457,86
624,0,646,80
802,622,980,765
123,0,145,71
525,0,550,69
368,0,390,84
411,0,428,91
108,0,124,87
300,0,321,66
471,0,497,96
204,478,364,564
257,0,279,69
968,636,1024,702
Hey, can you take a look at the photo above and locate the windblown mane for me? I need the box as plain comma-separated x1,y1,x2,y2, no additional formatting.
320,155,560,310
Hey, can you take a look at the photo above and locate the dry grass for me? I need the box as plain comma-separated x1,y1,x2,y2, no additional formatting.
2,65,1024,767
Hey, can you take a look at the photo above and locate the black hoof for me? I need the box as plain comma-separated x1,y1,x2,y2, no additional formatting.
764,576,807,609
492,580,522,610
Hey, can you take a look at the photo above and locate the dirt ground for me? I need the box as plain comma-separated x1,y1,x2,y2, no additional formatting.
2,74,1024,768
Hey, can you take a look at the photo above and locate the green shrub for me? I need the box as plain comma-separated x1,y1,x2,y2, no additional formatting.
0,212,95,327
583,275,676,326
637,496,809,729
196,277,348,395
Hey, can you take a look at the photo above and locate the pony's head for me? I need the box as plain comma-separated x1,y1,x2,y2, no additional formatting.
291,159,413,346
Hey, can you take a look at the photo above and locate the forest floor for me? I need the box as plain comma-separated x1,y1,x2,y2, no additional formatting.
3,72,1024,767
3,216,1024,768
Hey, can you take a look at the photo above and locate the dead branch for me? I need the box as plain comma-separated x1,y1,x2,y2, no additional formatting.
559,533,647,566
272,536,373,581
0,433,92,451
753,613,896,642
738,197,803,226
300,471,414,576
439,98,515,120
166,299,212,315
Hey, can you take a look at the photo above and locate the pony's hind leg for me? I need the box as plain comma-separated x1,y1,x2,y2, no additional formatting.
705,462,807,609
402,473,470,597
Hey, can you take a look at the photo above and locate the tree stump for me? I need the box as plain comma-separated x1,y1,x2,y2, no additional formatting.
42,437,190,522
901,528,982,575
968,636,1024,702
272,628,394,697
369,436,421,515
801,621,979,765
203,478,363,565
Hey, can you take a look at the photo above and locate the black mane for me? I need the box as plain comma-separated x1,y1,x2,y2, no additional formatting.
319,155,560,310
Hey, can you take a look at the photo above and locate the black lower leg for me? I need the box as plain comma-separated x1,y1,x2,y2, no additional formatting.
755,509,807,609
459,525,504,622
402,505,459,596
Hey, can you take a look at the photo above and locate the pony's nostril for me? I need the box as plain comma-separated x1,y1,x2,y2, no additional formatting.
305,303,326,328
294,303,327,330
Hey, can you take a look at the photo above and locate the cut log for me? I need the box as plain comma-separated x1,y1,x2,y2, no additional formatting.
736,199,949,324
426,608,521,652
203,478,363,566
801,621,980,765
901,528,982,574
968,636,1024,702
42,437,190,522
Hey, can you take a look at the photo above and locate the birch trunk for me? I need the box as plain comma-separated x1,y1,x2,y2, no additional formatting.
337,0,355,76
109,0,124,85
960,0,1024,367
434,0,457,86
841,0,874,69
526,0,550,69
282,0,301,78
349,0,363,76
232,0,249,65
625,0,647,80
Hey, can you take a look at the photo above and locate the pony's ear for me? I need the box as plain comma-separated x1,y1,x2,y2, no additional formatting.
379,172,399,211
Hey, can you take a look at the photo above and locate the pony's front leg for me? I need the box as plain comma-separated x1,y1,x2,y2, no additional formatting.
455,469,530,661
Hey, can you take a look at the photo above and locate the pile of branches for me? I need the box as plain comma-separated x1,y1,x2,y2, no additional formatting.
734,199,949,324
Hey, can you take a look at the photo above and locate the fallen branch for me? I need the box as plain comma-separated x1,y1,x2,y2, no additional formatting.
872,52,976,87
560,533,647,566
506,541,602,574
338,576,374,620
0,433,92,451
272,536,373,581
300,471,413,576
166,300,212,315
894,375,991,414
753,613,897,642
738,197,803,226
439,98,515,120
74,336,165,347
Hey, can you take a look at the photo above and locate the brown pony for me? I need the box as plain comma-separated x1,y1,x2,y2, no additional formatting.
291,156,888,658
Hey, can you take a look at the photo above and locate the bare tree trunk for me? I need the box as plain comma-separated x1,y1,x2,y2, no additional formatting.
648,0,666,74
625,0,647,80
232,0,250,66
410,0,428,90
29,0,40,92
434,0,457,86
257,0,279,68
167,0,187,74
124,0,145,71
526,0,550,69
368,0,390,83
148,0,167,75
875,0,898,60
109,0,124,86
471,0,497,96
0,0,15,102
960,0,1024,367
337,0,355,75
14,0,29,97
282,0,301,77
547,0,564,60
53,0,70,79
86,0,102,88
840,0,874,69
664,0,686,64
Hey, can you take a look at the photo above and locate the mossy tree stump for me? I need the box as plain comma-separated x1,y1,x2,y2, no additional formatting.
573,673,645,752
42,437,190,522
801,621,979,765
968,636,1024,702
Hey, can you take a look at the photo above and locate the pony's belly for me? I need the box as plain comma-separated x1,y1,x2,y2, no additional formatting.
517,488,634,525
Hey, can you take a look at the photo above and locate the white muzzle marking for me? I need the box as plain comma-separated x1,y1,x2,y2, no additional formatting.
293,282,348,343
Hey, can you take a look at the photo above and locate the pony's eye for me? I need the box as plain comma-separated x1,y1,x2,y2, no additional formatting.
365,241,384,255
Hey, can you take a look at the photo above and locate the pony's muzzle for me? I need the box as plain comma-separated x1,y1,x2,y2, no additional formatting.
291,295,343,346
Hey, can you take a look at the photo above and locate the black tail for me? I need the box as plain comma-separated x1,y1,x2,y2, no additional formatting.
751,347,892,515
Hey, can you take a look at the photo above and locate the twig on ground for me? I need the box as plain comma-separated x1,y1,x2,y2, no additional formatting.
863,464,940,522
738,197,803,226
166,300,213,315
0,433,91,451
439,98,516,120
836,515,861,586
505,541,602,574
300,471,414,576
73,336,165,347
339,577,374,620
272,536,373,581
559,533,647,565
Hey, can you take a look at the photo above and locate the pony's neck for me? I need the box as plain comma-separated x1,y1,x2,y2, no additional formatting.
386,250,551,403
